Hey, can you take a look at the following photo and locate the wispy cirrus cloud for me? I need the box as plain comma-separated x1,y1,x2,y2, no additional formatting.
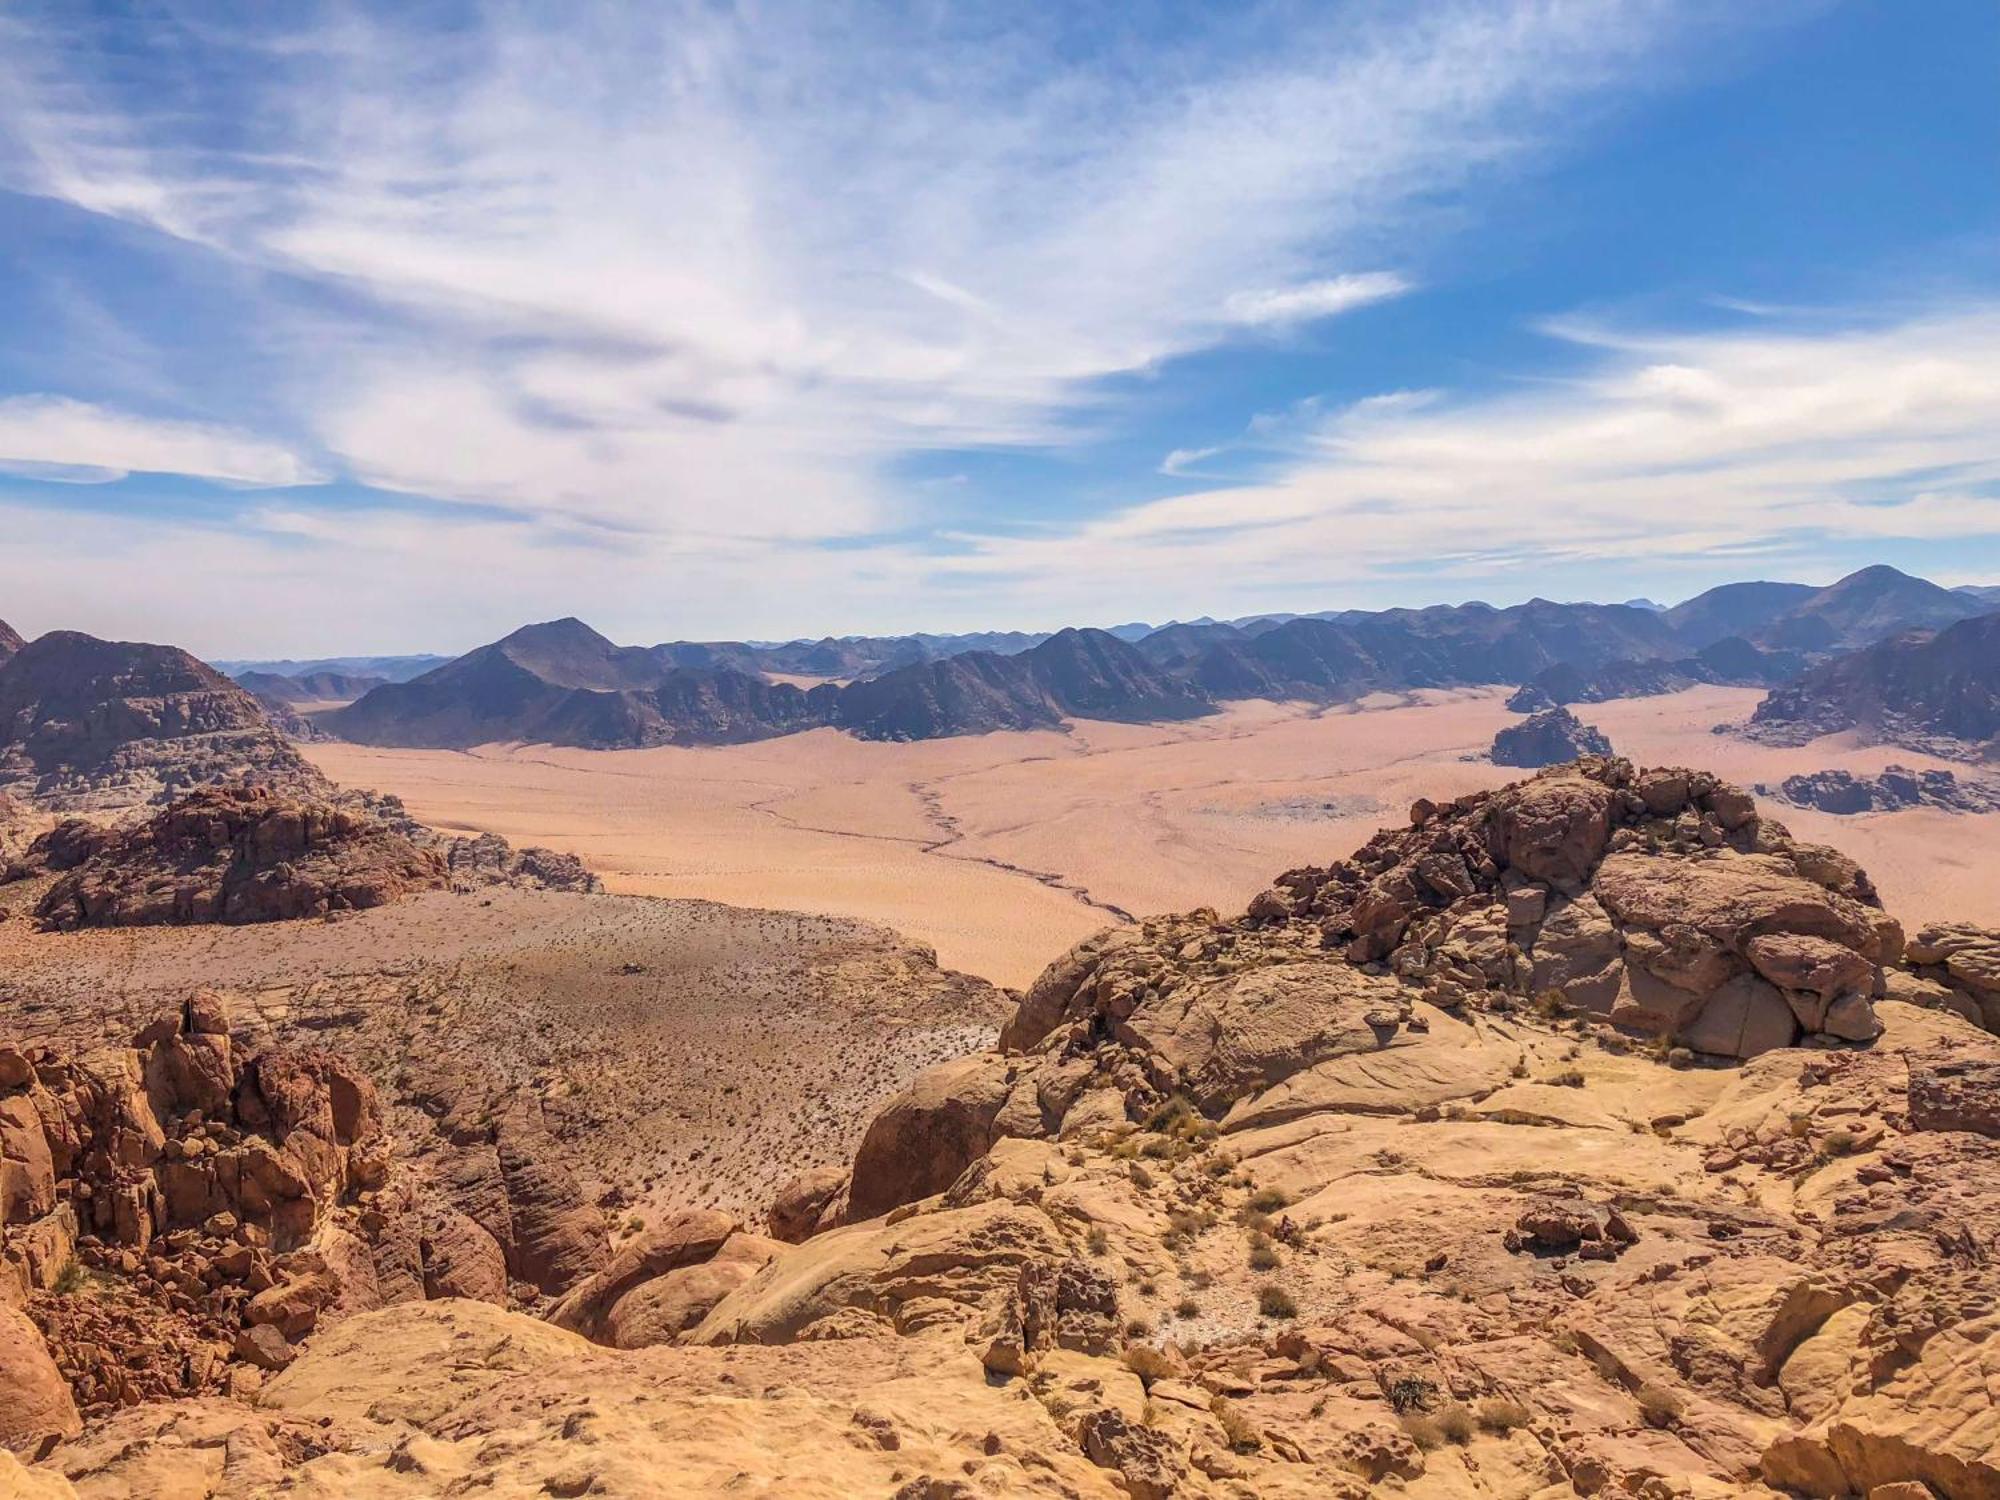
942,306,2000,610
1222,273,1412,328
0,396,321,487
0,0,1739,545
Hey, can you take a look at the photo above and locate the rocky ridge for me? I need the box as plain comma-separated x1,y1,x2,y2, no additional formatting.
0,632,323,812
13,785,598,931
1748,611,2000,759
8,761,2000,1497
1762,765,2000,816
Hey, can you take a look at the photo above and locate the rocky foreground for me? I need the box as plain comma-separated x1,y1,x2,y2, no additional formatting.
5,758,2000,1497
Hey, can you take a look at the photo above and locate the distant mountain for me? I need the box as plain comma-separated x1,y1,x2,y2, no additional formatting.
836,628,1209,740
331,622,1206,749
213,653,451,684
1619,598,1666,612
1955,584,2000,605
1661,580,1817,649
1748,611,2000,753
1131,621,1249,669
234,669,388,704
0,631,323,810
1749,565,1985,652
1507,637,1804,711
0,618,23,665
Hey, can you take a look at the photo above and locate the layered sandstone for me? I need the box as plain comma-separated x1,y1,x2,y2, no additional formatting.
0,633,324,811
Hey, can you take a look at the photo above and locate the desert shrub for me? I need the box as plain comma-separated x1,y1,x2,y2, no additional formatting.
1823,1130,1857,1157
1436,1403,1476,1444
1085,1226,1109,1255
53,1259,87,1296
1209,1397,1262,1452
1247,1187,1290,1214
1476,1397,1531,1433
1399,1413,1444,1450
1175,1297,1201,1319
1128,1162,1155,1190
1125,1316,1153,1338
1247,1234,1280,1271
1544,1068,1585,1089
1256,1284,1297,1318
1636,1384,1685,1428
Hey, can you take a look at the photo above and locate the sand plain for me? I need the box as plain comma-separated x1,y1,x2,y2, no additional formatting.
304,686,2000,988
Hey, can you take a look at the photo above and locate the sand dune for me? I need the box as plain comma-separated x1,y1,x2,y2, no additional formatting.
305,685,2000,987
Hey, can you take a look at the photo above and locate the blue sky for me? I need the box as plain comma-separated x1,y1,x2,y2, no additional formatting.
0,0,1996,656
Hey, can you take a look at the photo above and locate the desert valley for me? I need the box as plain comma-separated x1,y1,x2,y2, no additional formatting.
4,563,2000,1498
6,6,2000,1496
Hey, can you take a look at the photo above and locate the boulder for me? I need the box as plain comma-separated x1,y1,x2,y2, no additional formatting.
601,1232,784,1347
0,1306,79,1456
547,1210,736,1341
844,1054,1015,1222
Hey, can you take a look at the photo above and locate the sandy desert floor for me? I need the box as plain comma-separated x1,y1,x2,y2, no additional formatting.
0,887,1007,1222
305,686,2000,989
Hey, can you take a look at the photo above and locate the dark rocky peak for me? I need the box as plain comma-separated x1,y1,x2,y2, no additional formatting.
1755,565,1983,652
1663,579,1816,649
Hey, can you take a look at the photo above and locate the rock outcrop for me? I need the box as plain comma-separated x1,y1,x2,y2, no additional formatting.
1749,609,2000,757
1490,706,1613,767
1764,764,2000,815
29,787,452,929
20,785,599,931
1,998,400,1423
10,757,2000,1497
0,632,324,811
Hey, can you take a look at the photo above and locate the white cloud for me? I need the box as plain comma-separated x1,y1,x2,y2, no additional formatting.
1159,445,1225,477
0,397,321,487
1223,273,1412,327
933,306,2000,606
0,0,1731,546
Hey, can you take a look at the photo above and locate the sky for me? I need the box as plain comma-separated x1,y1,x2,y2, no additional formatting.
0,0,1997,657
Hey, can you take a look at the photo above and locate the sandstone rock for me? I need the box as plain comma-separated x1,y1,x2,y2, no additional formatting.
844,1054,1014,1223
1908,1060,2000,1137
1681,973,1801,1059
548,1209,735,1342
0,1305,80,1457
768,1165,847,1244
34,786,452,930
1490,706,1613,769
602,1232,783,1348
1077,1406,1186,1499
420,1208,509,1303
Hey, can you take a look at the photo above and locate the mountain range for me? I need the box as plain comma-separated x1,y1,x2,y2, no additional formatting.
317,564,1997,750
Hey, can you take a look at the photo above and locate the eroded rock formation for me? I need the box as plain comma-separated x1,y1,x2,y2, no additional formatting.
9,759,2000,1499
20,785,599,931
1490,706,1613,768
